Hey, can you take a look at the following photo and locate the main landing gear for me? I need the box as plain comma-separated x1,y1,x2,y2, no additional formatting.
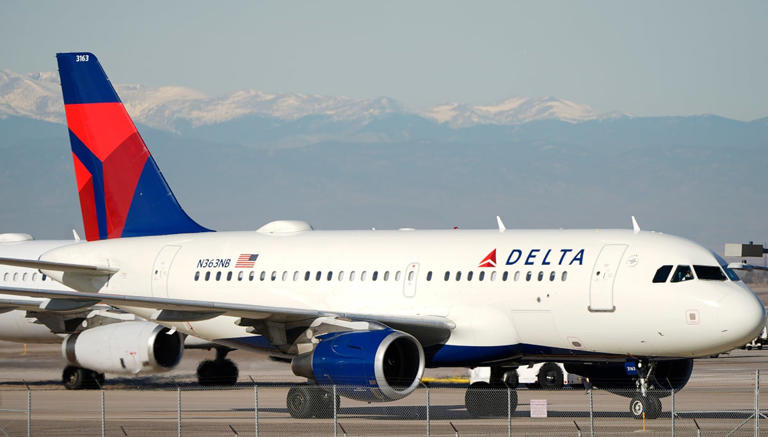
62,365,105,390
465,367,519,417
629,361,661,420
196,346,239,386
286,385,341,419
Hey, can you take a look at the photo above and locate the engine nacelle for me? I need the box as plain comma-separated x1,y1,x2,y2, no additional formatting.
291,329,425,402
565,359,693,397
62,321,183,375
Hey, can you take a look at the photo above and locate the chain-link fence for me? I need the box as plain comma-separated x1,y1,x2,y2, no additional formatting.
2,370,768,436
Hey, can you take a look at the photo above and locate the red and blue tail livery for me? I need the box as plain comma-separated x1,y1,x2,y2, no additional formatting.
56,52,210,241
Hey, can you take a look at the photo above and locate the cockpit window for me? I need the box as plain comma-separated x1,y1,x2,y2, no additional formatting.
713,252,741,281
652,265,673,283
693,265,727,281
670,265,694,283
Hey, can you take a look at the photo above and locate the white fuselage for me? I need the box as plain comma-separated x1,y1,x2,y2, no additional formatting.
39,227,766,366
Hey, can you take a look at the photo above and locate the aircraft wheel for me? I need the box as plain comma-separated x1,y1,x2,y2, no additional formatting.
538,363,564,390
196,360,217,386
217,358,239,386
629,394,661,420
62,366,87,390
287,386,334,419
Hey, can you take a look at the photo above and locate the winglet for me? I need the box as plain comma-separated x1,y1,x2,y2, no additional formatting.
631,216,640,234
496,216,506,233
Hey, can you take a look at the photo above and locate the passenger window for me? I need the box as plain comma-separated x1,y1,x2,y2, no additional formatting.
259,271,265,281
2,273,7,281
693,265,727,281
205,271,211,281
327,271,333,281
239,271,244,281
226,271,232,281
372,271,378,281
293,271,299,281
670,265,695,283
537,271,544,281
395,271,401,281
455,271,462,281
652,265,673,283
426,271,432,281
361,271,367,281
305,271,310,281
467,271,473,281
22,273,27,281
478,271,485,281
339,271,345,281
271,271,277,281
350,271,356,281
444,271,450,281
383,271,389,281
13,273,18,281
514,271,520,281
526,271,532,281
316,271,322,281
42,274,47,281
194,271,200,281
32,273,37,281
282,271,288,281
549,271,555,281
248,271,254,281
215,272,221,281
490,271,496,281
502,271,508,281
408,271,415,281
561,271,567,281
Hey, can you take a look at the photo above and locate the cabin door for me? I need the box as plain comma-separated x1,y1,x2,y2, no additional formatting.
151,245,181,297
588,244,627,312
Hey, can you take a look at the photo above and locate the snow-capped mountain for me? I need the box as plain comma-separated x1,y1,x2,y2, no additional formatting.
0,69,622,131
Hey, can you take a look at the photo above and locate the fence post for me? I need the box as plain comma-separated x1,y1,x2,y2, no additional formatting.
177,386,182,437
588,388,594,437
425,383,430,437
24,383,30,437
755,369,760,437
333,385,338,437
101,388,106,437
507,386,512,437
249,378,258,437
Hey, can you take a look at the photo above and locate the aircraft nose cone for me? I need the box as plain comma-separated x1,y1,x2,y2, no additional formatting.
719,289,766,346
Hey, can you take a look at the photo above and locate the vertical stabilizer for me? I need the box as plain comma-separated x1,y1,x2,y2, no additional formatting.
56,52,210,241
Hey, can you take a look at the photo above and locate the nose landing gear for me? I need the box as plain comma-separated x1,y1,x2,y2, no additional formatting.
629,360,662,420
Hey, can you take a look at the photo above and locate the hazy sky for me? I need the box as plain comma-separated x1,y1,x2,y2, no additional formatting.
2,1,767,120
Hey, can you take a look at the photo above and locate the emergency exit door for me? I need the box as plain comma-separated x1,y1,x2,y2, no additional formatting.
589,244,627,312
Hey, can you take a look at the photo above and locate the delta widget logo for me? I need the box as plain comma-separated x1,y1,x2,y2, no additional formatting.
478,249,496,268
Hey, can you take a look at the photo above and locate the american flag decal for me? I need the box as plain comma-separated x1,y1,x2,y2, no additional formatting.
235,253,259,268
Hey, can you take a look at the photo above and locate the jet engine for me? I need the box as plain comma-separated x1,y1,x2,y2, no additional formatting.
62,321,184,375
565,359,693,397
291,329,425,402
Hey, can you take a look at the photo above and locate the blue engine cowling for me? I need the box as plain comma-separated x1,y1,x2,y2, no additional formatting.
291,329,425,402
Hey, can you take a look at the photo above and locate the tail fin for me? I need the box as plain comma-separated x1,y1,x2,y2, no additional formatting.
56,52,210,241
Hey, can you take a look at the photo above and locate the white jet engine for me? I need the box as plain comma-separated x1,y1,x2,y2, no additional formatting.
62,321,184,374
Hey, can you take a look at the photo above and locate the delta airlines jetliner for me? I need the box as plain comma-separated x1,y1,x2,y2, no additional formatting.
1,52,765,420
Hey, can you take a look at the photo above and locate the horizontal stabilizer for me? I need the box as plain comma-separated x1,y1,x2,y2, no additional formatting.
0,257,117,275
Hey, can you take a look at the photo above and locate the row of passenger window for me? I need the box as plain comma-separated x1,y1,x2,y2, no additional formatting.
1,272,49,282
193,269,569,283
652,264,733,283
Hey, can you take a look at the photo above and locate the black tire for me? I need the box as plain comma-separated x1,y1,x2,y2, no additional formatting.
629,395,661,420
465,382,489,417
62,366,86,390
196,360,217,386
503,370,519,389
313,388,341,419
90,371,105,389
538,363,564,390
217,358,239,386
287,386,317,419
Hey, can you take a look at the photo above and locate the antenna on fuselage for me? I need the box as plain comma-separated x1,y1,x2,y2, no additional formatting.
72,229,81,241
631,216,641,234
496,216,506,233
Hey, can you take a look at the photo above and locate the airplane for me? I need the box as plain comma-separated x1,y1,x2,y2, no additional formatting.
0,51,765,420
0,232,239,388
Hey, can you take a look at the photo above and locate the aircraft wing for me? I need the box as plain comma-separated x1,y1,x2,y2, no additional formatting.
0,285,455,345
0,257,117,275
0,297,48,312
